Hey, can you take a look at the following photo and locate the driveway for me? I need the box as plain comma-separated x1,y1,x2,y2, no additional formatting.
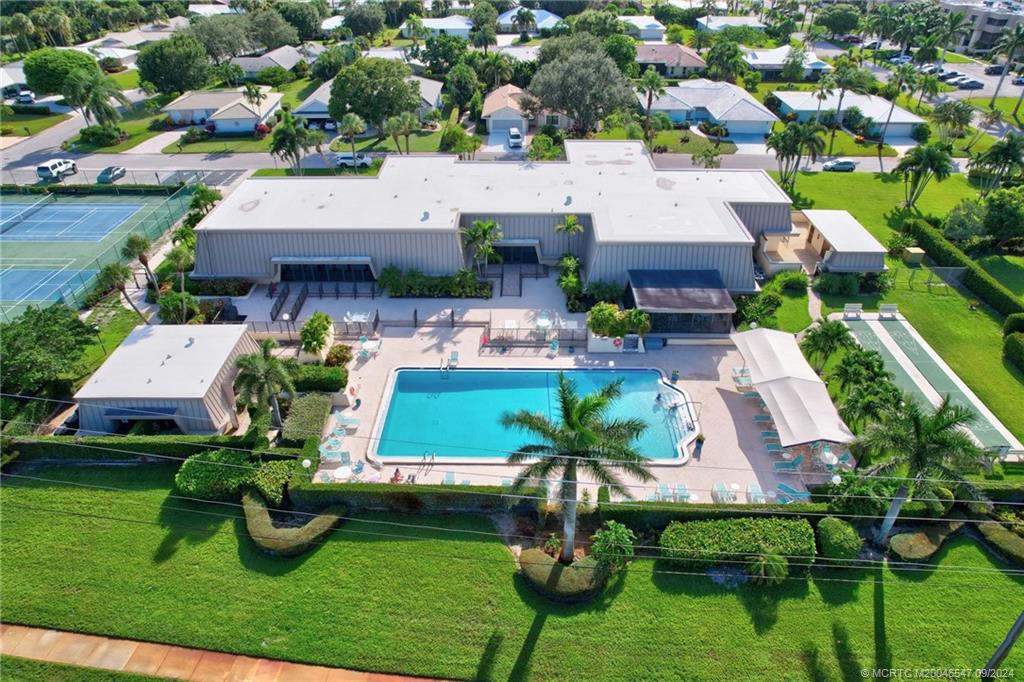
479,130,525,157
726,133,768,154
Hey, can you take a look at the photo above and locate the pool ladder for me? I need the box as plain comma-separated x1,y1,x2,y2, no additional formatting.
439,358,451,378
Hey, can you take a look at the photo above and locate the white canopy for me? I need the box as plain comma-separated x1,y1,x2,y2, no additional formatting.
731,328,854,447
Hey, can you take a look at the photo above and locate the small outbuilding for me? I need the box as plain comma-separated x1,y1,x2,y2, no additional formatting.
75,325,259,435
757,209,886,276
624,270,737,334
619,15,666,41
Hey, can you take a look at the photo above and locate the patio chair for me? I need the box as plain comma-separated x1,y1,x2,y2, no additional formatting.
358,348,370,362
449,350,459,368
777,482,811,501
742,391,760,400
747,483,766,504
732,367,750,378
358,334,369,344
761,431,780,441
674,483,689,502
772,455,803,472
460,479,471,486
647,492,659,501
659,483,671,500
712,482,731,503
352,460,364,475
765,442,785,453
501,479,512,487
443,471,456,485
752,415,773,424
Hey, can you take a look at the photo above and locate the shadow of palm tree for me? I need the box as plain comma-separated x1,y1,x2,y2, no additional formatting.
833,621,865,681
153,492,231,563
873,565,893,670
474,630,504,682
509,611,547,682
800,642,831,682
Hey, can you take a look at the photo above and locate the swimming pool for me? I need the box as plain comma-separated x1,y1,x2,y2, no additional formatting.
371,368,697,462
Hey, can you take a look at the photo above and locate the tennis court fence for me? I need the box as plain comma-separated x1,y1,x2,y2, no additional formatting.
0,193,56,235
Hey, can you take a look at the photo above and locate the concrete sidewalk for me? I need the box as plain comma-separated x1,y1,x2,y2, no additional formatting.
0,624,434,681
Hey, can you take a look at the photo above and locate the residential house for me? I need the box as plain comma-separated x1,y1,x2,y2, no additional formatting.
75,325,259,435
696,15,767,31
188,3,238,17
496,8,563,33
636,43,706,77
71,45,139,68
481,83,570,133
619,15,666,41
639,79,778,135
162,87,282,131
231,45,308,79
401,15,474,39
772,90,924,140
743,46,832,80
295,75,442,125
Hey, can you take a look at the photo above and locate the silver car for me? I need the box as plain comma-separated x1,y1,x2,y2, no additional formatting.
507,127,523,149
822,158,857,172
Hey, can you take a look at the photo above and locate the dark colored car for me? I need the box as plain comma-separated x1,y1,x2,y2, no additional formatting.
96,166,126,183
985,64,1006,75
959,79,985,90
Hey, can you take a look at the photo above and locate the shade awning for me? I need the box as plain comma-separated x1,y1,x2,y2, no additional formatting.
732,328,853,447
627,269,736,314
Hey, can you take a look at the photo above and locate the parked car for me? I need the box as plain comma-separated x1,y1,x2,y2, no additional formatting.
841,34,863,44
985,64,1006,75
888,54,912,64
1012,75,1024,85
96,166,126,184
335,152,372,168
945,75,971,86
507,127,523,149
323,121,337,131
938,70,964,81
36,159,77,181
919,64,940,74
863,40,882,50
959,79,985,90
822,158,857,172
16,90,35,104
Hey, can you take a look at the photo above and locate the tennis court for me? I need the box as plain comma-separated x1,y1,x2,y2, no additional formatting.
0,197,144,242
0,188,193,320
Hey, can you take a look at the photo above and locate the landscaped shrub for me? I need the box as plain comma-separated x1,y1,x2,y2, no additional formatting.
78,124,125,147
242,491,345,557
926,486,955,517
889,515,964,562
281,393,332,445
377,266,491,298
816,516,862,562
887,232,916,256
902,218,1024,317
1004,313,1024,336
746,553,788,586
9,434,246,461
519,547,608,602
325,344,353,367
734,290,782,327
255,66,294,86
590,520,636,572
1004,333,1024,373
300,311,333,355
979,517,1024,565
814,272,860,296
659,517,816,570
174,449,254,501
292,364,347,392
252,459,295,505
770,270,808,292
586,302,651,337
245,409,273,451
11,104,54,116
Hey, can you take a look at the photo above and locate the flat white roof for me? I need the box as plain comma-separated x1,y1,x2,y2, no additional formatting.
744,46,832,70
76,325,249,400
497,8,562,28
619,15,665,30
698,15,766,29
198,141,790,245
803,210,886,253
774,91,924,124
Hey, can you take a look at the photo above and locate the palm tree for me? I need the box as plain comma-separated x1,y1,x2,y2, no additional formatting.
396,111,420,156
706,39,747,83
828,58,872,155
687,30,713,54
235,339,296,428
894,142,954,208
339,112,366,173
480,52,513,89
190,184,222,215
812,74,835,123
937,11,970,68
555,214,583,255
916,74,940,109
383,115,404,154
7,13,35,54
768,124,802,189
912,34,942,65
856,396,987,544
460,219,502,274
694,146,722,169
839,381,901,432
244,83,267,118
932,100,975,143
800,319,855,371
878,64,917,148
121,233,159,295
638,66,666,141
970,133,1024,194
990,25,1024,108
513,7,535,33
867,5,897,64
502,373,654,562
831,348,889,393
165,244,193,323
404,14,428,48
98,263,150,325
271,109,317,175
61,69,93,123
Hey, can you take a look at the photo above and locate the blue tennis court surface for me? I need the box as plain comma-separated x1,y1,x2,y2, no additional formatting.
0,267,97,304
0,201,143,242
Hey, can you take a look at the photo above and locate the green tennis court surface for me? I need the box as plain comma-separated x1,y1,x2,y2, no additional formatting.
0,190,192,321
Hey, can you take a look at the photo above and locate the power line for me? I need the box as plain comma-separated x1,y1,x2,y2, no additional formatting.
5,470,1024,573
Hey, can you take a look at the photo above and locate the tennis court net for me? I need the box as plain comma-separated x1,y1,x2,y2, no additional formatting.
1,193,57,234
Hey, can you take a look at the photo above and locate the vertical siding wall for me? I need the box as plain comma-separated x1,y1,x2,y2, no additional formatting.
202,330,261,433
194,230,465,280
824,251,886,273
730,203,792,239
78,398,217,436
587,243,757,292
459,213,594,263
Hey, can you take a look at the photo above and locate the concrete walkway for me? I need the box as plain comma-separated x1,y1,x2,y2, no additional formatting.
0,623,433,681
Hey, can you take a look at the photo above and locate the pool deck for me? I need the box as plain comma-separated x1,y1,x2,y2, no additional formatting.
326,326,828,502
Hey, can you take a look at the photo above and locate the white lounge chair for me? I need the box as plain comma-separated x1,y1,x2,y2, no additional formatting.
449,350,459,368
843,303,863,319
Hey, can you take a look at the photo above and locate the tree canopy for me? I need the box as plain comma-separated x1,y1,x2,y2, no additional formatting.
344,3,386,37
422,33,468,74
328,57,419,131
276,1,323,39
23,48,97,94
136,34,210,94
602,34,638,76
0,305,93,395
248,9,299,49
526,51,634,135
815,3,862,37
184,14,253,64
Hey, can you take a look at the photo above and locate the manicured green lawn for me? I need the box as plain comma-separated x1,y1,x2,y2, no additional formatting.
774,289,812,332
163,134,272,154
2,465,1022,680
754,81,815,102
65,302,146,390
0,111,71,136
964,97,1024,127
776,171,1024,439
596,126,738,154
941,52,977,64
252,163,380,177
109,69,140,91
329,129,446,154
68,96,174,153
277,77,319,110
895,94,999,157
375,28,413,48
822,130,897,157
978,254,1024,297
0,656,160,681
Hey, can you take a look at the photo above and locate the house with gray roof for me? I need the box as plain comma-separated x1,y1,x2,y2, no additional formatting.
162,87,282,131
231,45,307,79
295,76,443,125
773,90,924,140
638,79,778,135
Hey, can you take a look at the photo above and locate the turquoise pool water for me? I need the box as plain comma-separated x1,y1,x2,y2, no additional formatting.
375,369,694,459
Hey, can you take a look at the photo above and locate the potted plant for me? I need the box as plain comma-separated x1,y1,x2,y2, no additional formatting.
298,311,334,363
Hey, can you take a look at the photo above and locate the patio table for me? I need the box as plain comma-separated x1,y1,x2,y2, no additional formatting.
334,465,352,481
346,312,370,324
819,452,838,466
361,340,380,353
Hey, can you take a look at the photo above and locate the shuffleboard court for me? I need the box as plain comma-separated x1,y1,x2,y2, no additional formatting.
0,200,144,243
843,319,924,400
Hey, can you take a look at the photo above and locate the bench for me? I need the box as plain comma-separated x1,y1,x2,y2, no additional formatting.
843,303,863,319
879,303,899,319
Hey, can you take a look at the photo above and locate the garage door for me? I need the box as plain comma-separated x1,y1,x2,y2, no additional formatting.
881,123,915,140
727,121,771,135
489,117,527,132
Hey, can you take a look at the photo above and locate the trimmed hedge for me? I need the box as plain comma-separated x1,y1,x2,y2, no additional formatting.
519,548,608,602
281,393,332,446
252,460,294,505
659,517,816,570
174,449,254,501
242,491,346,557
1004,313,1024,336
816,516,862,562
1005,333,1024,373
11,104,53,115
9,433,248,462
902,218,1024,317
293,364,347,392
978,514,1024,566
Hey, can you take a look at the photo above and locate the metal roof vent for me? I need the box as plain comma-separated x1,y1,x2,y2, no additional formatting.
421,211,430,222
